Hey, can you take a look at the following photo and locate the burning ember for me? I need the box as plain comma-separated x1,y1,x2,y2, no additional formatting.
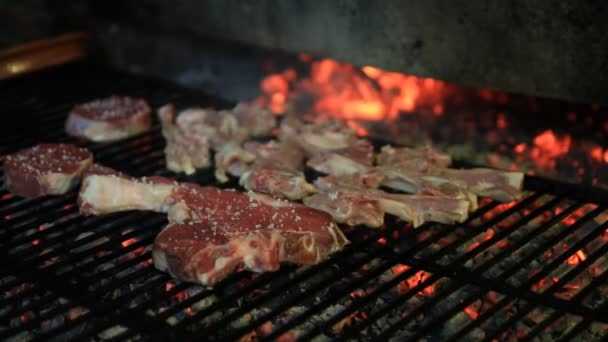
259,58,449,122
258,57,608,186
391,264,435,297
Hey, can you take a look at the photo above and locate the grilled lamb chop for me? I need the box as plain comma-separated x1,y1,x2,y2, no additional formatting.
214,142,255,183
65,96,151,142
4,144,93,198
306,153,384,188
243,140,305,171
310,177,469,227
237,140,314,199
158,105,212,175
377,145,452,168
382,160,523,203
279,117,357,156
231,102,276,137
379,166,479,211
239,165,315,200
333,139,375,166
159,103,276,177
303,191,385,228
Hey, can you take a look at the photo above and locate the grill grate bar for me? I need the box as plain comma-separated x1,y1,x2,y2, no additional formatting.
176,223,399,330
414,232,608,342
267,197,549,340
444,200,585,341
233,195,546,340
339,201,604,340
1,63,607,341
525,268,608,341
193,198,504,340
481,219,608,341
332,197,554,340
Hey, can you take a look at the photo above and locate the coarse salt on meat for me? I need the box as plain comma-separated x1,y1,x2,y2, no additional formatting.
66,96,151,142
153,184,348,285
3,143,93,198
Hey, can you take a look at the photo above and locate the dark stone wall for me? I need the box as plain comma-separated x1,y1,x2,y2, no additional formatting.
87,0,608,104
0,1,85,48
3,1,608,104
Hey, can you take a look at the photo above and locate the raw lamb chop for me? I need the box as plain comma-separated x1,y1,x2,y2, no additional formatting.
3,143,93,198
66,96,151,142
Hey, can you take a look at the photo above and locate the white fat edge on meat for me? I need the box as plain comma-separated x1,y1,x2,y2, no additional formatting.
284,174,316,200
300,131,351,150
82,175,175,213
165,199,192,223
151,248,169,272
246,191,293,208
239,231,282,271
167,159,196,175
376,198,418,225
41,157,92,194
309,153,370,176
238,170,254,190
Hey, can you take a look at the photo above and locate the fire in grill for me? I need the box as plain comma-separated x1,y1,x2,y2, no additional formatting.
1,62,608,341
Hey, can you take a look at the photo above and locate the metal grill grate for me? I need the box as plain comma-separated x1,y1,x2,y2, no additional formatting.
1,62,607,341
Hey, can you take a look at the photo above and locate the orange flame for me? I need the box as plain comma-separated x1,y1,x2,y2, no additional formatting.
259,58,448,121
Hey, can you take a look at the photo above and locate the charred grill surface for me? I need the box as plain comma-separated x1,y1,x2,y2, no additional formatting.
1,63,607,341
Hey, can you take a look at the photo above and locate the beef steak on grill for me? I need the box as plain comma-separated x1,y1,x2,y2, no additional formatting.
154,186,348,285
3,143,93,198
66,96,151,142
77,171,348,286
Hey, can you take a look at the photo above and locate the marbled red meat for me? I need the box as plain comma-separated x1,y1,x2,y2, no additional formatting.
66,96,151,142
3,143,93,198
154,184,348,285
